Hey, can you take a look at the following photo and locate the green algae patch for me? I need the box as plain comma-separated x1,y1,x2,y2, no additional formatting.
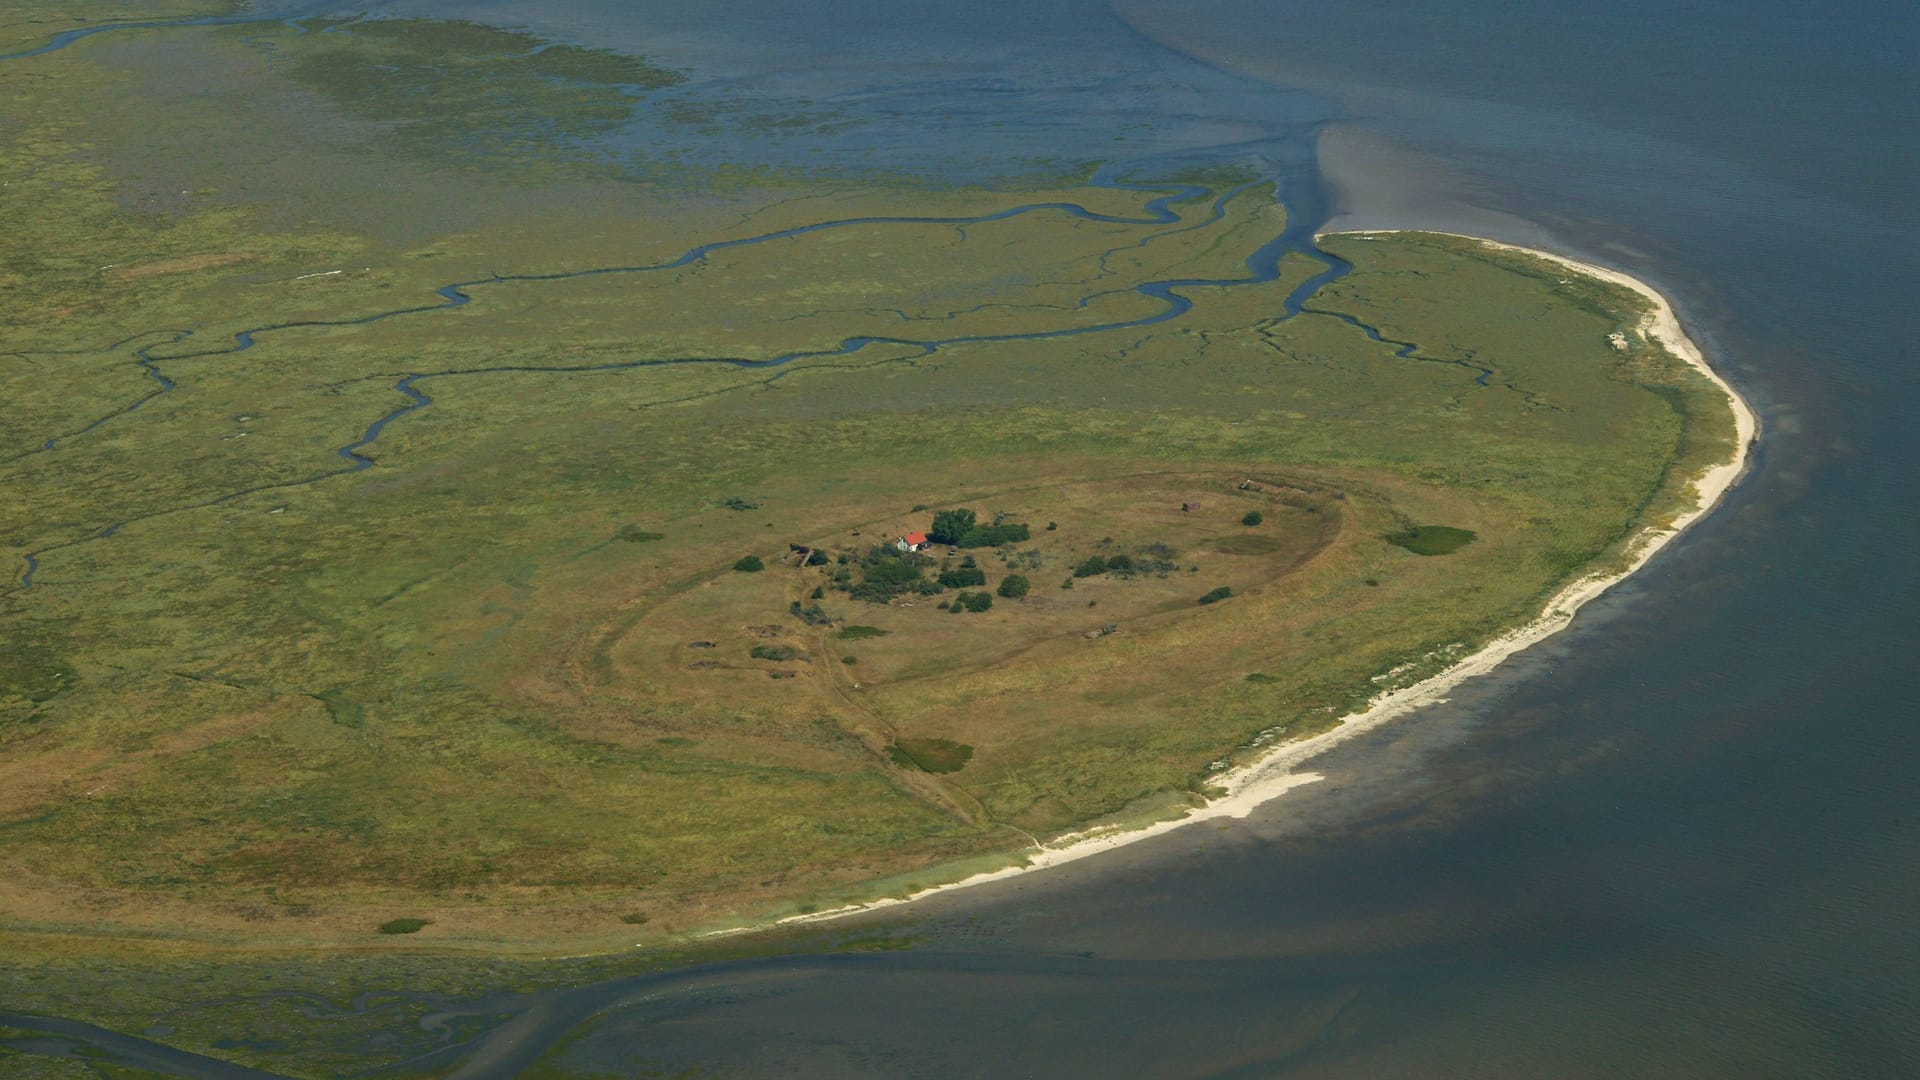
1386,526,1479,555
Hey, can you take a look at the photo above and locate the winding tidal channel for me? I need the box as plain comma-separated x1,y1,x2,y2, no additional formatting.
5,16,1487,601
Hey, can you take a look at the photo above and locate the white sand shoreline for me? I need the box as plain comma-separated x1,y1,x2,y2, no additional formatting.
704,232,1758,940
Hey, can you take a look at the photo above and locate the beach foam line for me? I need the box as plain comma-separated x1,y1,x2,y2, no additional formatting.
696,232,1758,941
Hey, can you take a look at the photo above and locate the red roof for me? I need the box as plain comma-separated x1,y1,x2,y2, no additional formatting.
902,531,928,545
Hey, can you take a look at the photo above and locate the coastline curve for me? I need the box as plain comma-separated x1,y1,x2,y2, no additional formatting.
729,231,1759,939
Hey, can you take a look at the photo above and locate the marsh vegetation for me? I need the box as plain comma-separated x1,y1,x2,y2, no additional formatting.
0,5,1735,961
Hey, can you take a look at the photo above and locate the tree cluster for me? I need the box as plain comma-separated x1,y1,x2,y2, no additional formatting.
928,508,1031,548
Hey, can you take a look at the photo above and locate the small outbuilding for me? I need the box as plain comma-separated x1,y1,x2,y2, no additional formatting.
896,531,929,553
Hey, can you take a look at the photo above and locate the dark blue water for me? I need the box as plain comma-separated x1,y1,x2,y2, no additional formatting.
7,1,1918,1075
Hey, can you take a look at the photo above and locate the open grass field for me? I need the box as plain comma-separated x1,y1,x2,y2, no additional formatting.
0,5,1736,968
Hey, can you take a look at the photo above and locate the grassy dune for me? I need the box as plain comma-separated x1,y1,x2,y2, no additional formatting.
0,9,1736,962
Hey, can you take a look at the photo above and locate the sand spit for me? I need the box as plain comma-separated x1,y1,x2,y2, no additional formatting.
704,233,1759,940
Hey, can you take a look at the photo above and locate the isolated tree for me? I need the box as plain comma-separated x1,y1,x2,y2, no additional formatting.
1242,510,1264,526
997,574,1031,599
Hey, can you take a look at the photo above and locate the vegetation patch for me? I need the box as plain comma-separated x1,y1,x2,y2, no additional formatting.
1198,586,1235,605
837,625,891,641
889,738,975,774
0,643,73,705
614,525,665,543
376,918,431,936
929,509,1031,548
1385,525,1479,555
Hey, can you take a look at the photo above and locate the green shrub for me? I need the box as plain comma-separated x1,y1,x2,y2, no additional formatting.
619,911,649,925
847,550,927,602
750,645,800,661
958,523,1030,547
1073,556,1109,578
788,602,832,626
929,508,977,545
378,918,430,935
938,566,986,588
615,524,665,543
1242,510,1264,526
997,574,1030,598
838,625,890,640
962,591,994,612
1106,554,1134,573
1198,586,1234,605
733,554,764,572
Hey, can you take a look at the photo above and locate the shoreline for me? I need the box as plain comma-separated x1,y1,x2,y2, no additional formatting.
732,231,1759,938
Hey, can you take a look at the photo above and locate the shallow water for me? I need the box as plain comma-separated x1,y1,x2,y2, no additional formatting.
10,0,1920,1074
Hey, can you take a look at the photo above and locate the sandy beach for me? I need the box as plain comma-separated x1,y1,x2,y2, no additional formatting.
725,232,1759,938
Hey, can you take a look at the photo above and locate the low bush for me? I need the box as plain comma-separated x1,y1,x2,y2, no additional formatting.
838,625,890,640
788,602,832,626
1242,510,1264,526
378,918,430,935
733,554,764,573
959,523,1030,547
997,574,1030,598
1198,586,1234,605
615,524,665,543
961,591,994,612
751,645,800,661
938,566,986,588
1073,556,1108,578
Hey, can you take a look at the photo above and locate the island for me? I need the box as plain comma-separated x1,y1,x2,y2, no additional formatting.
0,7,1750,1061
